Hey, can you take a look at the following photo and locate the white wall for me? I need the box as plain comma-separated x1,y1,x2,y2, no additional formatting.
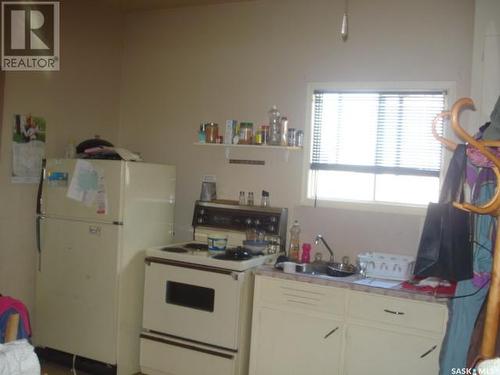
118,0,474,260
470,0,500,126
0,0,123,309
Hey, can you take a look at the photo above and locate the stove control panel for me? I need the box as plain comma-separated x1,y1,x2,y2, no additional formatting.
192,201,288,251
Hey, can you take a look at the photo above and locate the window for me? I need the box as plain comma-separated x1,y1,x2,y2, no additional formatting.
307,87,447,206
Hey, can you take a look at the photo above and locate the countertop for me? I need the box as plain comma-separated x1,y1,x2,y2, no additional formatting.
255,265,453,304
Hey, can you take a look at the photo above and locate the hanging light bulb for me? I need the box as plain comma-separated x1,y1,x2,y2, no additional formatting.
341,0,348,42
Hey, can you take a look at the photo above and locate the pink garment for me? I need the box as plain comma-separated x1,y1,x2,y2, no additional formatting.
467,144,500,168
0,297,31,336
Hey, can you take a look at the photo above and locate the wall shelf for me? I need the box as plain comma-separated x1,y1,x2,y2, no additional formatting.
193,142,303,161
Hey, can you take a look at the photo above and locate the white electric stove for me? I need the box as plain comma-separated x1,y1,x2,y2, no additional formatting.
146,241,275,272
140,201,288,375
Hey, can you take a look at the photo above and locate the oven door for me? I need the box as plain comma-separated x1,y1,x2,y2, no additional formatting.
143,258,245,351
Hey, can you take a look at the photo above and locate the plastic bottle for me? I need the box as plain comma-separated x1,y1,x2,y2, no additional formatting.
288,220,301,262
268,105,281,145
301,243,312,264
65,140,76,158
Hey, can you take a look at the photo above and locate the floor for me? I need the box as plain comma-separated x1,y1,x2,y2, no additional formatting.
40,361,92,375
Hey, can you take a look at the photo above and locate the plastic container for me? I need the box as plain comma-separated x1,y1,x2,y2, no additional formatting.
280,117,289,146
268,105,281,145
301,243,312,264
357,252,416,281
288,220,301,262
207,234,228,254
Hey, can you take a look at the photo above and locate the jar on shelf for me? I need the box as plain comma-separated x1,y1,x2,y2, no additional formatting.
205,122,219,143
238,122,254,144
295,130,304,147
287,128,296,147
254,130,262,145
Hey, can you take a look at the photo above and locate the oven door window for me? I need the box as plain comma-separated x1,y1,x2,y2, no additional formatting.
166,281,215,312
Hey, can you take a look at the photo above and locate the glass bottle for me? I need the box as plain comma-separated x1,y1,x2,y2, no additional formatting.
288,220,301,262
268,105,281,145
239,191,246,205
261,190,270,207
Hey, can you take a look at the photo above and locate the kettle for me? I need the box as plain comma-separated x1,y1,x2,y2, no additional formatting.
200,181,216,201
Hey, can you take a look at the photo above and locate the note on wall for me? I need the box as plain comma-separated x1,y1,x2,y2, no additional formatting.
11,114,46,183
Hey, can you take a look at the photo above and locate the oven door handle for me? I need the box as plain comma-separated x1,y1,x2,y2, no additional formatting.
145,257,245,279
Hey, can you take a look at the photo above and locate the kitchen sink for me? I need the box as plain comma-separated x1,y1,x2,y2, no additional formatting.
296,263,329,275
295,262,357,278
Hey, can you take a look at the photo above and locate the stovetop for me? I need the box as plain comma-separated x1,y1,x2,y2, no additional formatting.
146,242,276,272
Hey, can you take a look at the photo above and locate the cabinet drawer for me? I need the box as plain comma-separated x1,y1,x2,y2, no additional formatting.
258,276,346,316
140,335,235,375
347,291,447,333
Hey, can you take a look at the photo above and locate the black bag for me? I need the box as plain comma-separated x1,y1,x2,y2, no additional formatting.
414,144,473,281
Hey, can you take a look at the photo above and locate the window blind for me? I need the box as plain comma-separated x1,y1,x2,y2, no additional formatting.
310,91,446,177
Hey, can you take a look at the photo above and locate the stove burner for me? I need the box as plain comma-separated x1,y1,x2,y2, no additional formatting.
212,247,253,261
161,247,189,253
183,243,208,251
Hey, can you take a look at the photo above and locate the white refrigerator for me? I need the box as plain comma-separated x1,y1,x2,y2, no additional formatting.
34,158,175,375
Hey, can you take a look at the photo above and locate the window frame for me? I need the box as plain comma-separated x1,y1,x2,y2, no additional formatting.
300,81,457,215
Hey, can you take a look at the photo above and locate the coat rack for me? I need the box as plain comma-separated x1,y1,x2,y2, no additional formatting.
434,97,500,361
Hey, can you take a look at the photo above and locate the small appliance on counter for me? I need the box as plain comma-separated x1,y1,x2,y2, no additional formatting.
357,252,415,281
140,200,288,375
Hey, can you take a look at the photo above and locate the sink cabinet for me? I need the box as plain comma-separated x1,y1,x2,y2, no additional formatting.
249,275,447,375
252,307,343,375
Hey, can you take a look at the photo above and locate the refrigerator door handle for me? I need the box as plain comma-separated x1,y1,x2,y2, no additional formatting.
36,215,44,271
36,159,46,215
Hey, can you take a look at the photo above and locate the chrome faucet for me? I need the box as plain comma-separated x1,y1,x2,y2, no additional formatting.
314,234,334,263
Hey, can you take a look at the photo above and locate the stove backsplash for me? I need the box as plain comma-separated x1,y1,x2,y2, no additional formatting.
192,200,288,253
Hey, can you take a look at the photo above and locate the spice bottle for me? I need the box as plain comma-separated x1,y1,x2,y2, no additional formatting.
247,192,254,206
261,190,270,207
239,191,246,205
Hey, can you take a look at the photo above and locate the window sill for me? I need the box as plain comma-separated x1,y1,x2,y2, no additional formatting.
300,197,428,216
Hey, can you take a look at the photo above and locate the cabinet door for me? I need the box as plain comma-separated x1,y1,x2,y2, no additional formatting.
344,324,440,375
250,307,343,375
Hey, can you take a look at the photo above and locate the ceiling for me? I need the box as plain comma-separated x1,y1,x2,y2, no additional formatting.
104,0,254,12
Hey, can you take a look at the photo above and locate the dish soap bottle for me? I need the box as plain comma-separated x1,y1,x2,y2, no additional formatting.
288,220,301,262
301,243,312,264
